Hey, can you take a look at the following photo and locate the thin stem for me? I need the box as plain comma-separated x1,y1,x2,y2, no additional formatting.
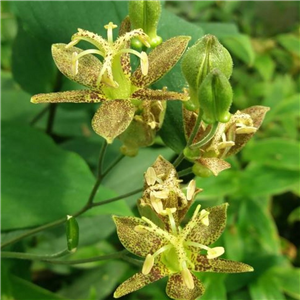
102,154,124,178
178,167,193,178
30,105,50,125
46,103,58,135
2,250,127,265
1,249,70,261
189,122,219,150
97,140,108,177
92,188,143,208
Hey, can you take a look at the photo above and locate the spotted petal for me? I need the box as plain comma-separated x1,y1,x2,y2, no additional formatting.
114,264,169,298
132,89,189,101
91,100,136,143
184,203,228,245
31,90,106,104
113,216,169,257
195,157,231,176
166,273,205,300
193,254,254,273
51,44,103,90
131,36,191,88
226,106,270,157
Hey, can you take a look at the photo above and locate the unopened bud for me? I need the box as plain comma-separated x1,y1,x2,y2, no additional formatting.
181,35,233,110
192,163,213,178
66,215,79,252
129,0,162,49
198,69,233,124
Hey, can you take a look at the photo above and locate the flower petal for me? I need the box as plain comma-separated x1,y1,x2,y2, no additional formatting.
31,90,106,104
51,44,103,90
185,203,228,245
226,106,270,157
114,264,169,298
193,254,254,273
132,89,189,101
113,215,169,257
131,36,191,87
91,100,135,143
166,273,205,300
195,157,231,176
118,16,131,77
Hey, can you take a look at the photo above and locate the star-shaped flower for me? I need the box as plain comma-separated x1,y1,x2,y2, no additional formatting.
183,106,270,176
113,203,253,300
31,18,190,144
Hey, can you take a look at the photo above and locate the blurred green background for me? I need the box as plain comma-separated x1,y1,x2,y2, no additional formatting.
1,1,300,300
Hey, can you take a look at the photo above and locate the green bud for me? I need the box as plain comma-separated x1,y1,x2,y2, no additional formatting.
183,147,201,161
66,215,79,252
192,163,213,178
181,35,233,109
198,68,233,124
129,0,162,48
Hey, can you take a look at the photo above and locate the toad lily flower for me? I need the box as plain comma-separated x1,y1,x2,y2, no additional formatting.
183,106,270,176
113,203,253,300
31,19,190,144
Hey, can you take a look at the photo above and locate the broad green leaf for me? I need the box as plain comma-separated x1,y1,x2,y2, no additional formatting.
242,138,300,171
222,34,255,66
155,9,204,153
8,274,68,300
288,207,300,224
254,54,275,81
58,261,128,300
198,22,239,39
12,23,57,95
239,164,300,197
277,34,300,56
249,274,286,300
269,267,300,300
1,122,128,230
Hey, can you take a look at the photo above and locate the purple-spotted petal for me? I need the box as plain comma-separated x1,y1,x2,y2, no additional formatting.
31,90,106,104
185,203,228,245
132,89,189,101
166,273,205,300
113,216,169,257
114,264,169,298
195,157,231,176
91,100,136,143
192,254,254,273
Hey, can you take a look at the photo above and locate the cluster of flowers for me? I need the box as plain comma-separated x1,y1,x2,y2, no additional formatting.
113,156,253,300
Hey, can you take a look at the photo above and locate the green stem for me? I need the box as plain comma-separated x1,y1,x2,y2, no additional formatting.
2,250,128,265
30,105,50,125
97,140,108,177
1,249,70,261
46,103,58,135
189,122,218,150
102,154,124,178
178,167,193,178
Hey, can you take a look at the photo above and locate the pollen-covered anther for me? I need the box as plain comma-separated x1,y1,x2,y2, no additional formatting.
151,190,169,199
150,194,164,214
145,167,157,186
186,179,196,201
140,51,149,76
134,225,148,234
236,123,257,134
200,209,209,226
181,264,194,289
207,246,225,259
142,254,154,275
160,207,177,216
72,52,79,75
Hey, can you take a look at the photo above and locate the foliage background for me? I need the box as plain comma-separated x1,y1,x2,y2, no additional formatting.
1,1,300,300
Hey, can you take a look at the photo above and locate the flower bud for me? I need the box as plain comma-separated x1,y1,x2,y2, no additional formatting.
198,68,233,124
181,35,233,110
66,215,79,252
192,163,213,178
129,0,162,48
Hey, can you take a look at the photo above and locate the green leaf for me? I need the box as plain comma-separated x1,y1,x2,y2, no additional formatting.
12,23,57,95
58,261,128,300
1,122,128,230
198,22,239,39
155,9,204,153
222,34,255,66
277,34,300,56
288,207,300,224
8,274,68,300
254,54,275,81
242,138,300,171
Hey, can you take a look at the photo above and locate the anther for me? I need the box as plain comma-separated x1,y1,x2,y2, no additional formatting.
207,246,225,259
142,254,154,275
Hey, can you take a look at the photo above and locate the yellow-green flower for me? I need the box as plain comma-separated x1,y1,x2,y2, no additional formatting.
113,203,253,300
31,19,190,145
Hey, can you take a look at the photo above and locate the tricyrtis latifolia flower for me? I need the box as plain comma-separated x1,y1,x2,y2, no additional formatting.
31,19,190,146
138,155,202,229
183,106,270,176
113,203,253,300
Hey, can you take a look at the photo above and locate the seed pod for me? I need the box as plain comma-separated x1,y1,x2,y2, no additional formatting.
129,0,162,48
181,35,233,110
198,68,233,124
192,163,213,178
66,215,79,252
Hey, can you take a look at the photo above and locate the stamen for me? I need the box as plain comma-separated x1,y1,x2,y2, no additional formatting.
236,126,257,134
151,190,169,199
76,49,105,61
181,262,194,289
145,167,157,186
65,40,79,49
141,217,174,242
186,180,196,201
134,225,148,234
142,254,154,275
72,52,79,75
119,49,149,76
104,22,117,44
165,208,178,235
150,195,164,214
184,241,210,250
192,205,201,221
207,247,225,259
199,209,209,226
